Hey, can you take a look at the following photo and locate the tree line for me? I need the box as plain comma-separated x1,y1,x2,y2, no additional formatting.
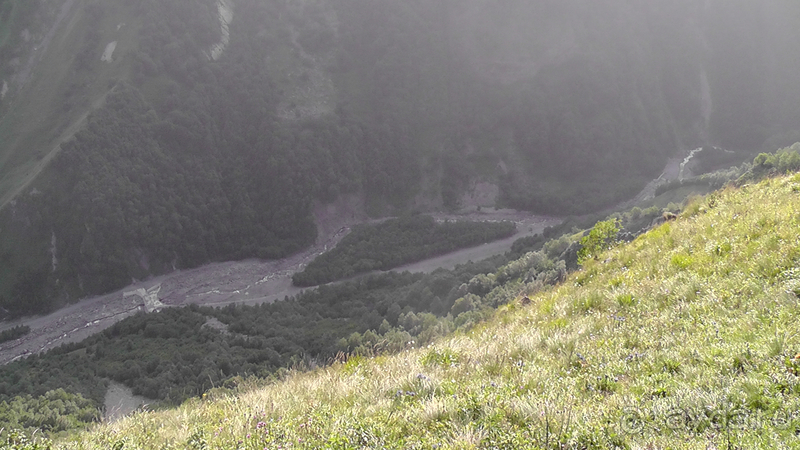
0,325,29,344
292,216,516,286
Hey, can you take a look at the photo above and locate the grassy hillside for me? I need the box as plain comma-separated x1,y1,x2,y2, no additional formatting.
14,175,794,448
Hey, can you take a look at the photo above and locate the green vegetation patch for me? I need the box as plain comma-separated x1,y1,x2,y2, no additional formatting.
292,215,516,286
0,325,29,344
0,389,98,437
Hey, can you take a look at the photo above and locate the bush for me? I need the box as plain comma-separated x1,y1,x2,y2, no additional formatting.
577,219,620,264
739,143,800,184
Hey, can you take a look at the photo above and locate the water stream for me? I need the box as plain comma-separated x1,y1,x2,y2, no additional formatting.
678,147,704,181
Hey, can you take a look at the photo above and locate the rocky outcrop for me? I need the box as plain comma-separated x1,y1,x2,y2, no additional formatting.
123,285,165,313
208,0,233,61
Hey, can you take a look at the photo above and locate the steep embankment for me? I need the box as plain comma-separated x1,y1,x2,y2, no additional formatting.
51,176,800,448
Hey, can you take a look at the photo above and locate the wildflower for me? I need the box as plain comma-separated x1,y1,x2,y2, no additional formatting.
257,421,267,429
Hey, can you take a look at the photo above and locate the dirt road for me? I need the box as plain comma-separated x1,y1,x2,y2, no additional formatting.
0,210,558,365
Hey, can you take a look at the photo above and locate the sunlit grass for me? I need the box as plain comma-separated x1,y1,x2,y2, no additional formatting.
53,175,800,449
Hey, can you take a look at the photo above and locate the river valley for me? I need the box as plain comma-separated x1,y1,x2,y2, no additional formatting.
0,208,558,365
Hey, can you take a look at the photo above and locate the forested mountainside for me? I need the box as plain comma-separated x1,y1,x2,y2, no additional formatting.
1,0,800,315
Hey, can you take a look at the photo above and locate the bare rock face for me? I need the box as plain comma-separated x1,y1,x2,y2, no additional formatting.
312,193,367,245
460,182,500,210
104,382,150,422
123,285,165,313
208,0,234,61
101,41,117,62
275,1,338,121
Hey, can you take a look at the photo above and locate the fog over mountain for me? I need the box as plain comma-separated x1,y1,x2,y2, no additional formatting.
0,0,799,314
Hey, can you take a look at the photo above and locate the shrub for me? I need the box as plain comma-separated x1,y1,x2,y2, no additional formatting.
577,219,620,264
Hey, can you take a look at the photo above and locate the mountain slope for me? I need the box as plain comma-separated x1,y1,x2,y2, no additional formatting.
0,0,148,207
45,174,800,448
3,0,800,314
